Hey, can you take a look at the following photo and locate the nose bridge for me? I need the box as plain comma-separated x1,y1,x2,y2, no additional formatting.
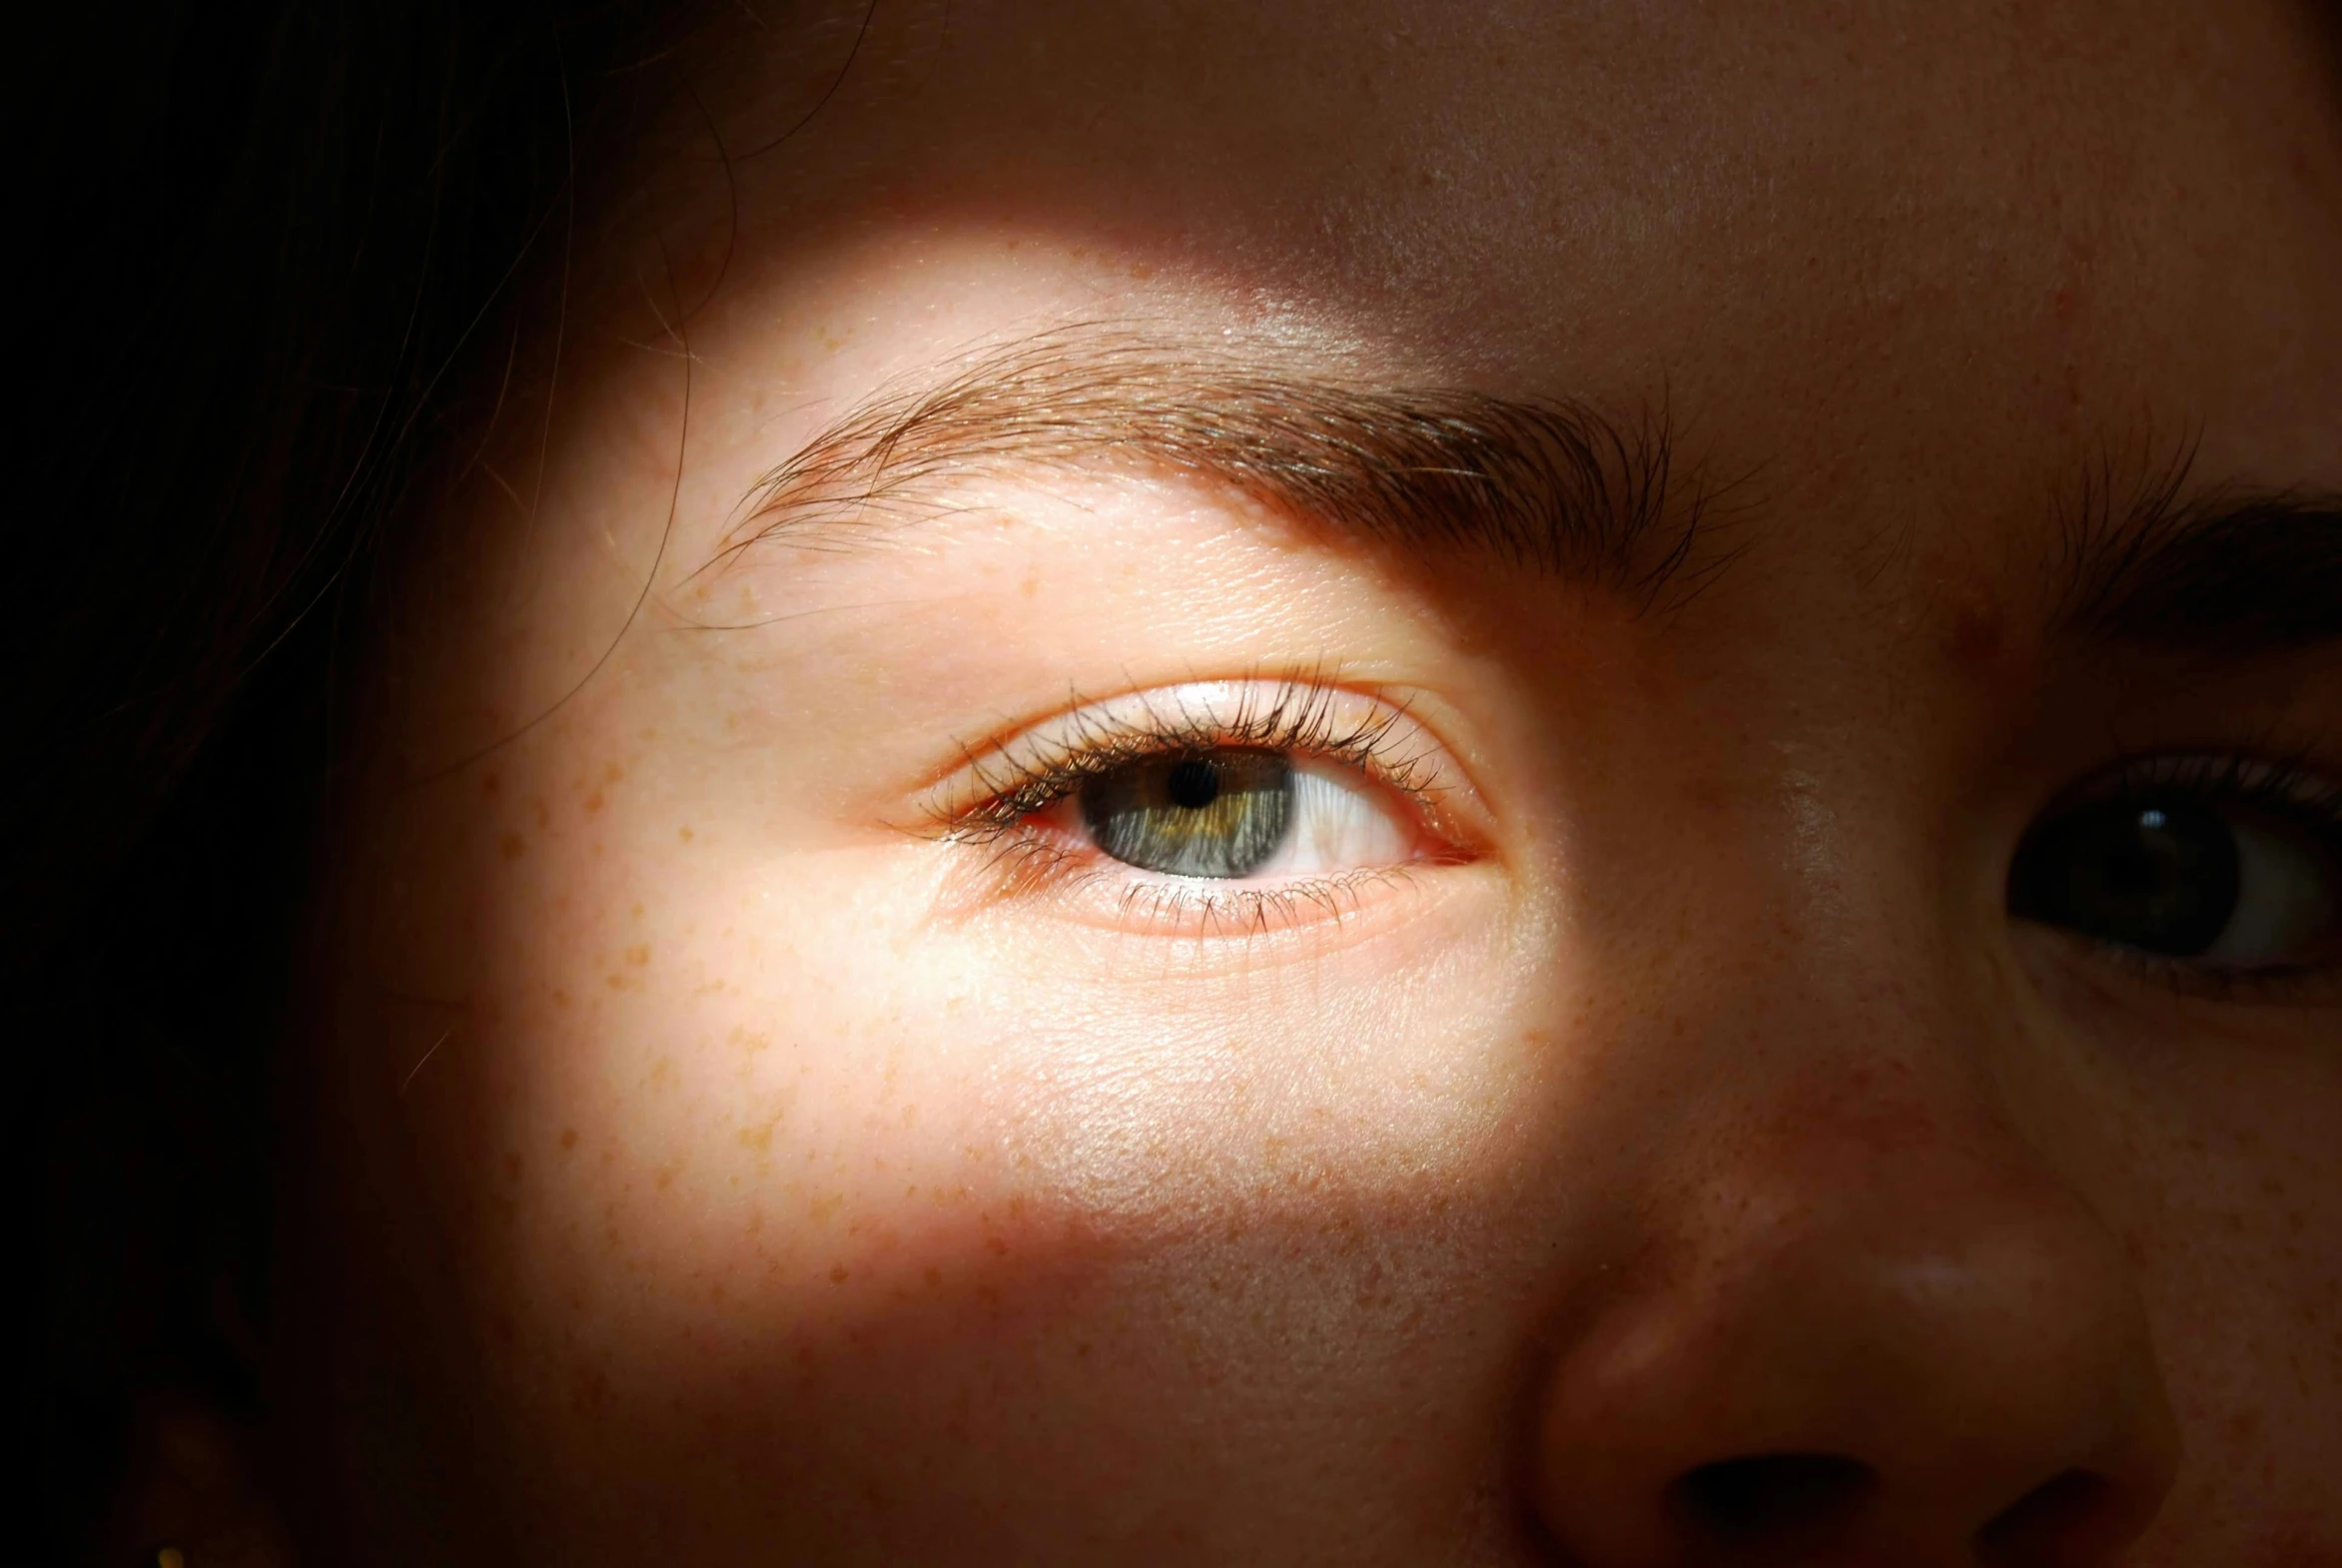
1524,860,2180,1566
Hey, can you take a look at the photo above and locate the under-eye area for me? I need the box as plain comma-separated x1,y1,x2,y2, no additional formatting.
2009,746,2342,1003
923,677,1484,935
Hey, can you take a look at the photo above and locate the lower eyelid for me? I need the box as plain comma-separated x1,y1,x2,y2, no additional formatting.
1058,863,1432,939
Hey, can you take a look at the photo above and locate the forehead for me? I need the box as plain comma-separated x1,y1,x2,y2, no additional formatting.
664,2,2342,532
704,8,2333,325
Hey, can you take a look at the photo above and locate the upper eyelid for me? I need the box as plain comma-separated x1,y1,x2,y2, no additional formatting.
923,679,1463,831
2078,747,2342,817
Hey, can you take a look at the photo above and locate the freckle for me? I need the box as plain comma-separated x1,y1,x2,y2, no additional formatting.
738,1121,775,1153
504,1153,523,1180
500,832,526,860
923,1266,941,1287
986,1235,1009,1255
552,988,570,1009
830,1265,849,1283
654,1166,676,1189
584,789,605,814
481,772,501,797
533,798,550,829
679,825,694,843
559,1127,578,1153
625,944,650,966
746,1211,763,1233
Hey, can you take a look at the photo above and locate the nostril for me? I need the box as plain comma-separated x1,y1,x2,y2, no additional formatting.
1666,1453,1879,1539
1975,1470,2116,1567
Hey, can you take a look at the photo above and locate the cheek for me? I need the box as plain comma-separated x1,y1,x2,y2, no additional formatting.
364,767,1554,1547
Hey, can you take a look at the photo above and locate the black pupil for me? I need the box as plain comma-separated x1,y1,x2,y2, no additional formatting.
1166,758,1221,810
1080,750,1293,878
2007,794,2240,957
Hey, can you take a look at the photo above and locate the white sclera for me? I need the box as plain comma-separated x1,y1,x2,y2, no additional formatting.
1214,757,1415,882
2204,816,2341,964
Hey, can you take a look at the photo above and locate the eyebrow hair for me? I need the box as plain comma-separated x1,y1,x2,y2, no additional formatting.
712,328,1722,607
2051,452,2342,656
714,328,2339,663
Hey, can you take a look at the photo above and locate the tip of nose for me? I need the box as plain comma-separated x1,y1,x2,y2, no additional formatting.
1666,1453,1879,1540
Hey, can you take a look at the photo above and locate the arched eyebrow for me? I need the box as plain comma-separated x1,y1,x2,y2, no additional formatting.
2052,464,2342,656
708,329,1720,609
710,327,2340,661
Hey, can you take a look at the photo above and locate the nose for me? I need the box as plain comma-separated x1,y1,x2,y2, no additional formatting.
1529,1091,2180,1568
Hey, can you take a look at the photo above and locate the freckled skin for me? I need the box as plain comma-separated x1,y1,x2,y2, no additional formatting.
286,2,2342,1566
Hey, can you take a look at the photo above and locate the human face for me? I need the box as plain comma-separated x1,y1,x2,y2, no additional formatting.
298,2,2341,1563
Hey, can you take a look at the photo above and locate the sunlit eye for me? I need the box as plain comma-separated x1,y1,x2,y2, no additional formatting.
2007,789,2341,968
1076,747,1412,879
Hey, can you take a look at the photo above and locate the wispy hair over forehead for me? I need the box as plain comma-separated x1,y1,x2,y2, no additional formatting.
708,326,1723,607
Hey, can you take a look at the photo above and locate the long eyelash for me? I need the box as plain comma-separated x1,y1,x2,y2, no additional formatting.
2092,745,2342,853
1103,866,1417,937
932,674,1440,841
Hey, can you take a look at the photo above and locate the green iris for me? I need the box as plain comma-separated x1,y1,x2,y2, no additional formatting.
1080,749,1294,877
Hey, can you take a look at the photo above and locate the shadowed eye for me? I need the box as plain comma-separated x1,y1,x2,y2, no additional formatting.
2008,776,2341,970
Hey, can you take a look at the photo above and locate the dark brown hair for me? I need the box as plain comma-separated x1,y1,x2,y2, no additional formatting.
13,3,696,1555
